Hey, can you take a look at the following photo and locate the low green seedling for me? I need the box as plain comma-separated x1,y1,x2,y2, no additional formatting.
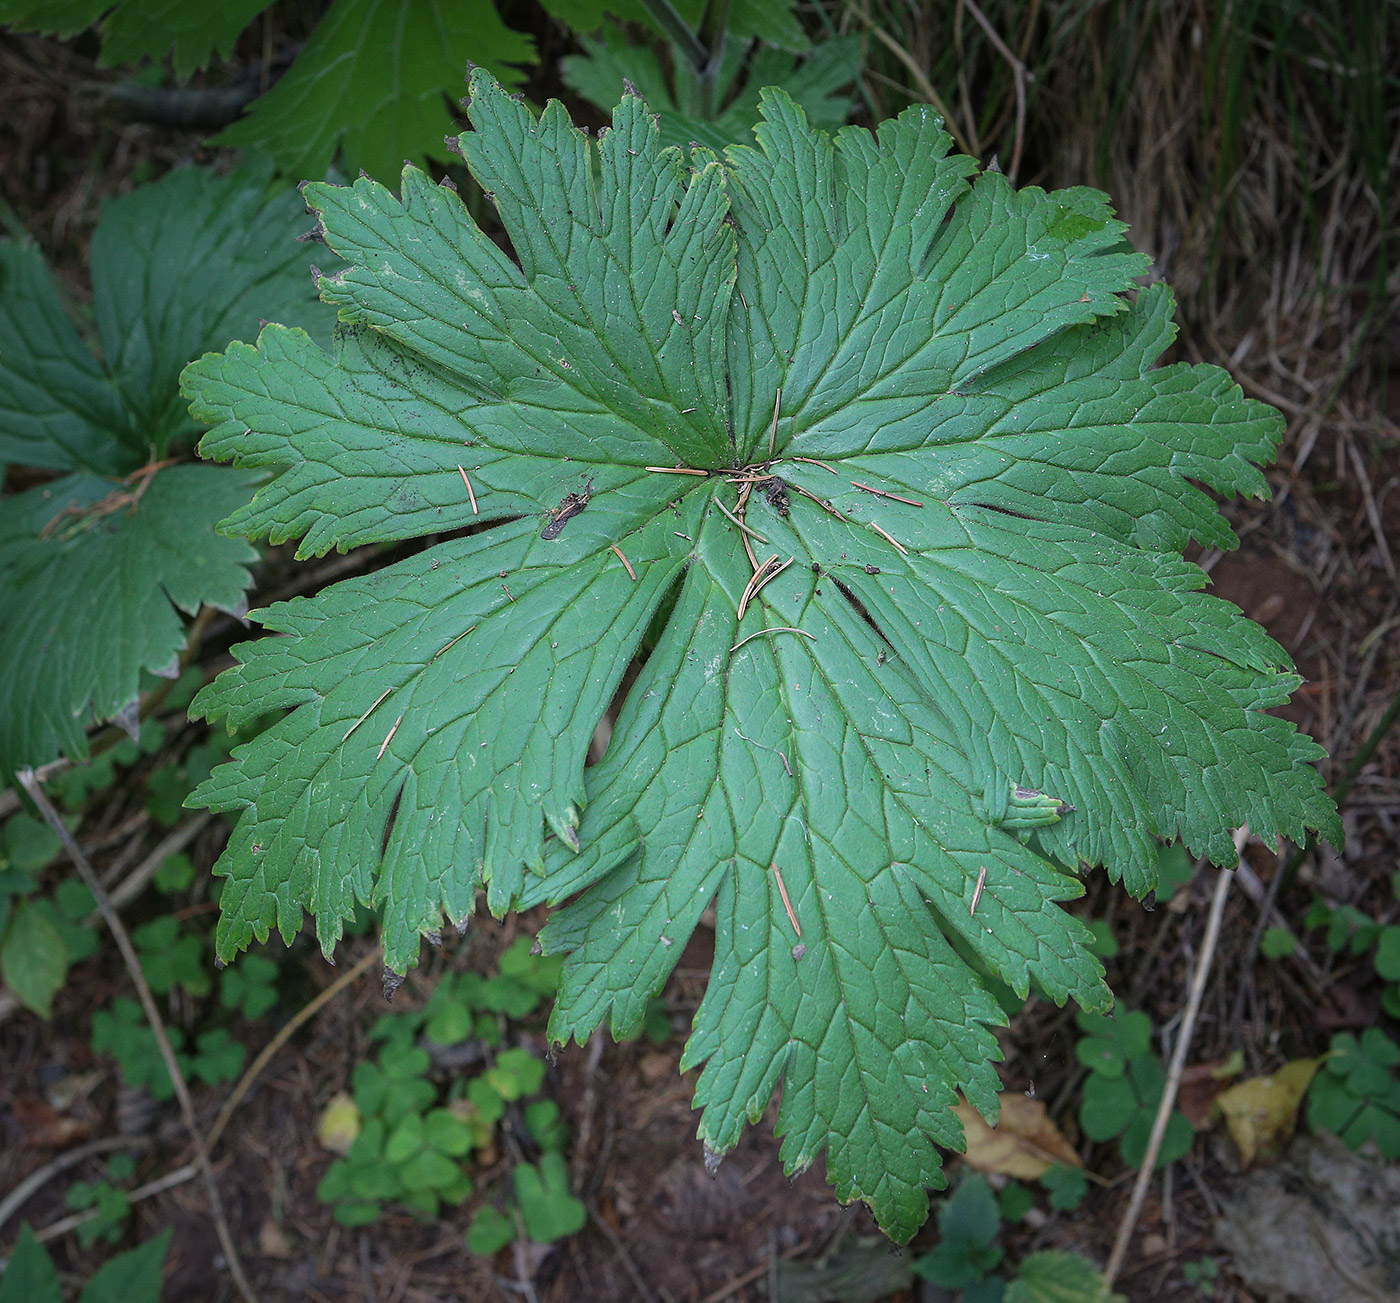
64,1154,137,1249
1182,1255,1221,1297
220,953,280,1019
320,940,575,1229
466,1105,585,1255
912,1173,1005,1299
1077,1009,1194,1167
90,997,244,1099
0,812,74,1017
1297,871,1400,1019
0,1225,170,1303
912,1174,1120,1302
1039,1162,1089,1211
132,915,210,998
1306,1028,1400,1157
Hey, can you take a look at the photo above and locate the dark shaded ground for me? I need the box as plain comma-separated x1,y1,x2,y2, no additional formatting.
1,17,1397,1303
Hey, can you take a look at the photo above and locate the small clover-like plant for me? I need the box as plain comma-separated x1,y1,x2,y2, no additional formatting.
1306,1028,1400,1158
184,72,1339,1238
220,953,281,1019
912,1173,1005,1296
90,997,245,1099
1077,1009,1194,1168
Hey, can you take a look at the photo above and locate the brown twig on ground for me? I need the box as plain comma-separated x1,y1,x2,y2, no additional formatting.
17,768,261,1303
1103,827,1244,1289
37,1163,197,1243
205,947,380,1155
0,1135,142,1234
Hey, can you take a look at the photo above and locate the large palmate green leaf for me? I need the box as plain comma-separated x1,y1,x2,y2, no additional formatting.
0,162,328,775
184,72,1339,1238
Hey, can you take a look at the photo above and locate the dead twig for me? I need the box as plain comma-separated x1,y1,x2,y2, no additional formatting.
1104,827,1243,1289
37,1164,197,1244
17,769,261,1303
205,948,381,1155
963,0,1028,181
0,1136,142,1235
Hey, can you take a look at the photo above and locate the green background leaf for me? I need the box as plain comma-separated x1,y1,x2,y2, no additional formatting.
212,0,535,182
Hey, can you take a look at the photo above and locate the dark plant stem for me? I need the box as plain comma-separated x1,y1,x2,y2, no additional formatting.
696,0,732,120
637,0,709,74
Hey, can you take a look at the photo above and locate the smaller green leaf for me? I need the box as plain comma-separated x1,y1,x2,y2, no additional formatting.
2,813,62,873
1006,1251,1124,1303
78,1229,171,1303
1039,1164,1088,1211
332,1200,383,1227
1075,1009,1152,1078
1,899,69,1017
524,1099,566,1151
513,1152,586,1243
1079,1073,1138,1142
1121,1109,1193,1169
132,915,210,997
221,953,280,1018
424,1000,472,1046
154,855,195,897
1374,928,1400,983
1085,920,1119,960
0,1224,62,1303
189,1029,245,1084
998,1182,1033,1223
385,1113,425,1164
348,1161,401,1201
1154,844,1195,896
424,1108,473,1157
400,1147,461,1191
1260,926,1296,959
484,1048,546,1101
466,1204,516,1256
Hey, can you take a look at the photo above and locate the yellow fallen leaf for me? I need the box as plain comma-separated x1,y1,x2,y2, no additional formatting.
954,1093,1081,1179
1216,1058,1322,1166
316,1090,361,1154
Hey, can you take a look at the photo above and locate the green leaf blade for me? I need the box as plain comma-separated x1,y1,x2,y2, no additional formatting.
186,75,1338,1243
211,0,535,182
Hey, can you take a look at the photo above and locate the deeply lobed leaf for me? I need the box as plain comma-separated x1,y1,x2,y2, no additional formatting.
185,72,1339,1238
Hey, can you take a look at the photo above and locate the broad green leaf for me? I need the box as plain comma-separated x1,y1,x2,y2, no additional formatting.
79,1230,172,1303
0,1225,62,1303
185,74,1339,1239
0,1,272,77
0,162,330,473
1006,1251,1124,1303
0,466,260,776
1,898,69,1017
0,161,330,773
0,243,130,474
90,163,335,451
212,0,535,182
